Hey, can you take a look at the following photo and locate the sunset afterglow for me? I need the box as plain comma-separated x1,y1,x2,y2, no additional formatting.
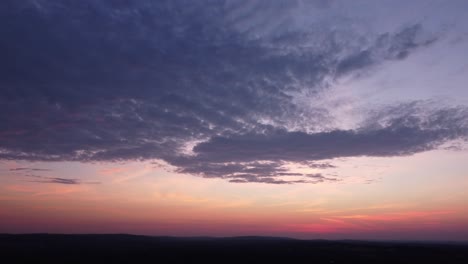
1,0,468,242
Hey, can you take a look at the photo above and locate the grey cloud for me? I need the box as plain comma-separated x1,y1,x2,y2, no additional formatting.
9,168,51,172
336,24,436,77
190,104,468,164
306,173,339,183
304,162,337,169
170,157,342,184
228,176,312,185
26,176,100,185
167,103,468,183
27,177,79,185
227,172,337,185
8,169,100,185
0,1,462,184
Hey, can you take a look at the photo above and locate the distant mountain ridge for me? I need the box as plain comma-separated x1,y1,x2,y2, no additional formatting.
1,234,468,263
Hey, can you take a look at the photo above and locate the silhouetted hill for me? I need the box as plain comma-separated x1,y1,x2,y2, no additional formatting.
1,234,467,263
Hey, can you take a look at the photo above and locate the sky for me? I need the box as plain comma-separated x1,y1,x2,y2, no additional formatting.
1,0,468,241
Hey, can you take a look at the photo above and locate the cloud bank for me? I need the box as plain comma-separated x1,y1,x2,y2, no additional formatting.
0,0,467,183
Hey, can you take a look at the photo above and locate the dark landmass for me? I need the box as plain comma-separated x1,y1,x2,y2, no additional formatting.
1,234,467,263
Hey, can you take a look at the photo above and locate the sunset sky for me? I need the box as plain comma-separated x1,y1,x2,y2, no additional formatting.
1,0,468,241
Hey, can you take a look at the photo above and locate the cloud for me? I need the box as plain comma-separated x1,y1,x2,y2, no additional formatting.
227,172,338,185
335,24,436,77
6,167,99,185
28,177,80,185
190,104,468,163
166,102,468,182
26,176,100,185
0,1,466,183
9,168,51,172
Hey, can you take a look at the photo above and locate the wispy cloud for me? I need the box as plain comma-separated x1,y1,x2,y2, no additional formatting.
7,169,101,185
9,167,51,172
26,176,100,185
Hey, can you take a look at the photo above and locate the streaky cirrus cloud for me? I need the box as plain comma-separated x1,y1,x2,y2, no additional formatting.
0,0,467,183
9,167,52,172
4,167,100,185
25,176,100,185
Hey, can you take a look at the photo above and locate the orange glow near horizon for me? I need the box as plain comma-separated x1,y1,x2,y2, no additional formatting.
1,149,468,241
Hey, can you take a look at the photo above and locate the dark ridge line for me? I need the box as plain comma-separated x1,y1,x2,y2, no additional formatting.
1,233,467,245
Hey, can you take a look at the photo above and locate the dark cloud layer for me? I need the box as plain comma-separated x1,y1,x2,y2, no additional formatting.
167,103,468,182
190,105,468,162
0,1,466,183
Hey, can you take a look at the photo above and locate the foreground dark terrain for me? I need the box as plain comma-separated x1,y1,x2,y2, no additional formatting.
1,234,467,263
